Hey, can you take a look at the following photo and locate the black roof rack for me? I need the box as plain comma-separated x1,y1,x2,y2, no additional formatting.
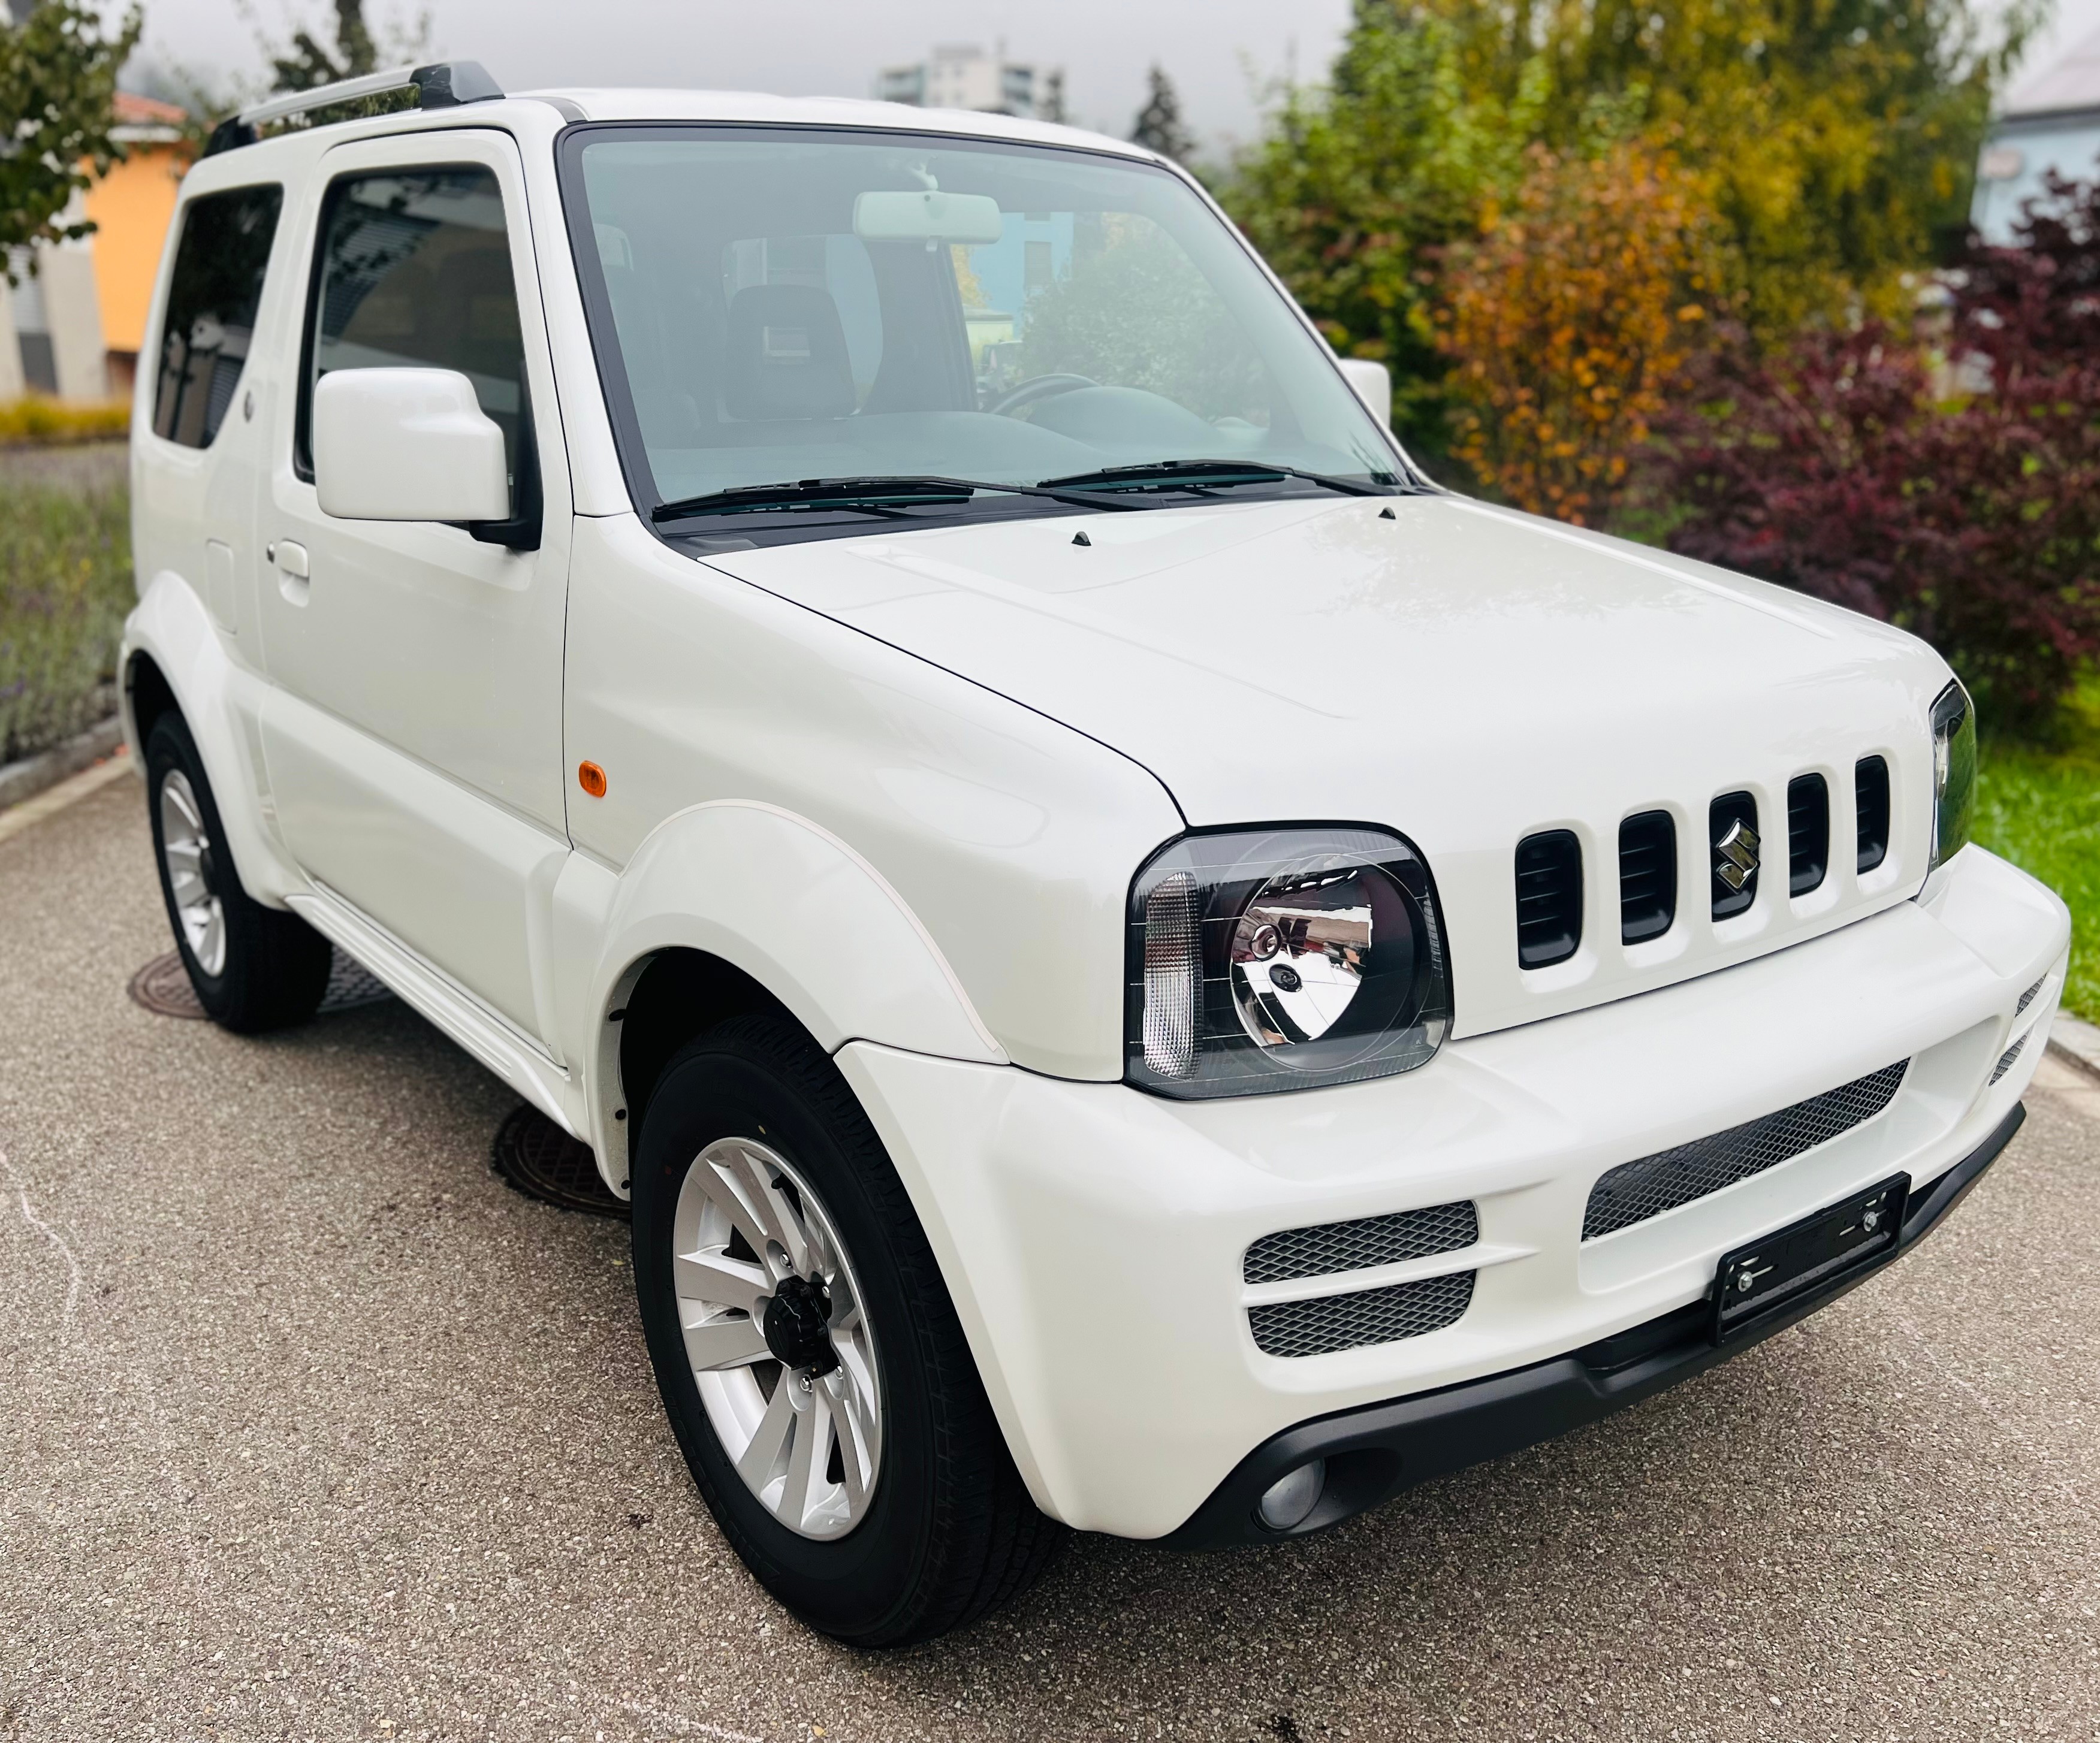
203,61,503,156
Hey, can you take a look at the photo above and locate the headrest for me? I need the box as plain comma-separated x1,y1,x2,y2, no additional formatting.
725,283,855,421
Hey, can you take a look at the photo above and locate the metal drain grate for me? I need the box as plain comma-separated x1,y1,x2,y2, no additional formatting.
128,947,394,1019
490,1103,629,1218
1248,1269,1475,1358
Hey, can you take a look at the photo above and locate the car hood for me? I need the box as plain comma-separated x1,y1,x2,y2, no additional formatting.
701,493,1950,1040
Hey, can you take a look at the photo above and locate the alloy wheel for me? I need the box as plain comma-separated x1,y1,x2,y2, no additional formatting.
158,769,226,977
672,1136,882,1539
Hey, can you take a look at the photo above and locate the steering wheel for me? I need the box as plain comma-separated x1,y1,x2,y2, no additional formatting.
988,373,1099,417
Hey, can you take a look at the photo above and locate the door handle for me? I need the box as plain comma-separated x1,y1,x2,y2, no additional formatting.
270,540,310,579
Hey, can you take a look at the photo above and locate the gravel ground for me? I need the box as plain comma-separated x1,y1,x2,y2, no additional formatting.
2,778,2097,1742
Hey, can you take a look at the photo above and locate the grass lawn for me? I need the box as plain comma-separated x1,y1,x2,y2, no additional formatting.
1973,678,2100,1023
0,450,132,766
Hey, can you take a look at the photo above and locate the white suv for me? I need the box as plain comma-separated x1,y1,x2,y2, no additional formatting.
124,64,2070,1646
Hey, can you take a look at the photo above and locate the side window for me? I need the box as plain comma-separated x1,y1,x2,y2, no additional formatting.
300,166,526,503
153,184,283,449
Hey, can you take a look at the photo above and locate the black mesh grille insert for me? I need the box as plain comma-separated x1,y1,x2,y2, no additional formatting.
1991,1034,2027,1085
1788,773,1829,896
2016,974,2045,1016
1856,756,1891,874
1582,1061,1909,1240
1248,1269,1475,1358
1710,790,1760,919
1619,810,1677,944
1244,1201,1479,1285
1516,830,1582,968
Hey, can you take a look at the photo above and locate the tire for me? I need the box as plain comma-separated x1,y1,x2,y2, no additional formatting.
631,1014,1063,1646
145,712,331,1033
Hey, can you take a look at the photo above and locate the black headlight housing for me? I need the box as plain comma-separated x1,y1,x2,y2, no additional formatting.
1125,826,1451,1099
1928,679,1976,875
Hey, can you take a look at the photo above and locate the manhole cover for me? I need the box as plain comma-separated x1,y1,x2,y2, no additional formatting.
491,1102,629,1218
128,947,395,1020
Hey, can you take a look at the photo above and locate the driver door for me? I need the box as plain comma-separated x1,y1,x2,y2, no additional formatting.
253,131,572,1046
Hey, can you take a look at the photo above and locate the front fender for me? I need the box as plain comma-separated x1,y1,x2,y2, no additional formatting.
571,799,1011,1180
122,572,305,907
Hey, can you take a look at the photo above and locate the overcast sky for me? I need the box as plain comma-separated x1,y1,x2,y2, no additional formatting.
128,0,2100,153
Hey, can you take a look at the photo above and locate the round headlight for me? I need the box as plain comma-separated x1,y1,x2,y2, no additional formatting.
1127,827,1449,1098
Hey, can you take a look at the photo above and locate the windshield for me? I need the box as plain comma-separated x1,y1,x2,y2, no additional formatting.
562,127,1407,530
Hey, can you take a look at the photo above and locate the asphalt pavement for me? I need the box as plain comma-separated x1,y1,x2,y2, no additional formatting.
3,775,2098,1742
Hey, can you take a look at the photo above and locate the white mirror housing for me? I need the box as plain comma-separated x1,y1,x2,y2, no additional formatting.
1336,357,1392,430
313,368,511,522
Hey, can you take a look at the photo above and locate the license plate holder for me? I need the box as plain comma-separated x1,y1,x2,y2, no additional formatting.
1712,1173,1909,1343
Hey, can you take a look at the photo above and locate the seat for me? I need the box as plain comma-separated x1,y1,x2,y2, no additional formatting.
724,283,856,421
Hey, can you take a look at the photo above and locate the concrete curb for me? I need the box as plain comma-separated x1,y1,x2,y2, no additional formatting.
0,714,126,812
2047,1012,2100,1085
0,735,134,850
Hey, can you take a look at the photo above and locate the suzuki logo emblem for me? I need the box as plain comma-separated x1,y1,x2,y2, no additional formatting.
1715,820,1760,892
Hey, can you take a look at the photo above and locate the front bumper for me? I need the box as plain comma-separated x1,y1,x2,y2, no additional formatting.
1161,1103,2021,1548
836,846,2069,1540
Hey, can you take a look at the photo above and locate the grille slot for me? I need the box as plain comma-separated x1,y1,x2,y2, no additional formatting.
1515,830,1582,968
1248,1270,1474,1358
1583,1061,1910,1240
1788,773,1830,896
1244,1201,1479,1285
1709,791,1760,919
1856,756,1891,873
2016,974,2046,1016
1618,810,1677,944
1992,1034,2027,1085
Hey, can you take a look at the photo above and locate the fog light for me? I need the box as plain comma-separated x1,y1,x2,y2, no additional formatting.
1256,1458,1326,1531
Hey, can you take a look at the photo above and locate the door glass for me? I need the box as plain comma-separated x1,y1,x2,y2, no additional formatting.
153,184,283,449
300,166,526,507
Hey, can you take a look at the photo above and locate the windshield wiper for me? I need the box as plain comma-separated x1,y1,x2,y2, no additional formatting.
651,474,1140,524
1036,459,1395,498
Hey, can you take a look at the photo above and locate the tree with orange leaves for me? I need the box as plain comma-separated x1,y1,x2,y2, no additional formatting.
1435,140,1728,525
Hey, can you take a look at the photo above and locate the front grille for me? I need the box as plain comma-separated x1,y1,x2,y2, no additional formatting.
1618,810,1676,944
1582,1060,1910,1240
1248,1270,1474,1358
1710,791,1760,919
1856,757,1891,873
1244,1200,1478,1285
1516,830,1582,968
2016,974,2046,1016
1992,1034,2027,1085
1788,774,1829,896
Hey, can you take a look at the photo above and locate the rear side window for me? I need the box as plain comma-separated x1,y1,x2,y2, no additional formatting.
298,166,526,497
153,184,283,449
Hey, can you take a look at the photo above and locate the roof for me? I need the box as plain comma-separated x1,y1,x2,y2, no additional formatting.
2004,24,2100,120
114,92,189,126
522,87,1154,160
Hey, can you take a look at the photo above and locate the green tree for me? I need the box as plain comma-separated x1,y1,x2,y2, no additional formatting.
270,0,381,90
0,0,142,273
1224,5,1547,455
1130,64,1194,162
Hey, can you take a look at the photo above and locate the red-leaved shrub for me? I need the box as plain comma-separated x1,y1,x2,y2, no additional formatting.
1652,173,2100,731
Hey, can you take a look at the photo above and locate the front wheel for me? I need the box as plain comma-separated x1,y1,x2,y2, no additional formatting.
145,712,331,1032
631,1016,1062,1645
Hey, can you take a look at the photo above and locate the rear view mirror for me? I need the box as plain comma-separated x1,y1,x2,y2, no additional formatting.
313,368,511,522
853,190,1004,245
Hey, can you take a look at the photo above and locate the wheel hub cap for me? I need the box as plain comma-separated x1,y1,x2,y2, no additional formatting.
762,1273,839,1375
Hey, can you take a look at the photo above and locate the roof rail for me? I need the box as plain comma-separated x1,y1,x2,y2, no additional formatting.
203,61,503,156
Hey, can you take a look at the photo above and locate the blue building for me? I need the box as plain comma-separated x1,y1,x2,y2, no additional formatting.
1972,26,2100,241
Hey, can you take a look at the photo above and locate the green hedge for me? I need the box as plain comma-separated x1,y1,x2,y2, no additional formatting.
0,477,132,766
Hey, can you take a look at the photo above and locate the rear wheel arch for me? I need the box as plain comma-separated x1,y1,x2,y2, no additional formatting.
125,650,179,747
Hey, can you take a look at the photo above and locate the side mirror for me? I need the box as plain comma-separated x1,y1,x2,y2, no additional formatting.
313,368,511,522
1336,358,1392,430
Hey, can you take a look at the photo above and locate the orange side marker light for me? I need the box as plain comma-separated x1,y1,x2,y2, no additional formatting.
577,760,608,798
